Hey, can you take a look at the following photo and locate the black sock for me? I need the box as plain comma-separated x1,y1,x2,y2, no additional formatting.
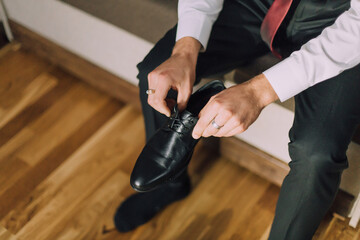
114,169,191,232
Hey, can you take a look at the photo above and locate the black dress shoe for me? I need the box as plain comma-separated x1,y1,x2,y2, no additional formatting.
130,80,226,192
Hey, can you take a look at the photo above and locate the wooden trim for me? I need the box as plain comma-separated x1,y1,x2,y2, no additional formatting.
9,20,141,110
220,136,289,187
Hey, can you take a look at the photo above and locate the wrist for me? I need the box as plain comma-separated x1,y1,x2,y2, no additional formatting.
249,73,279,108
172,37,201,61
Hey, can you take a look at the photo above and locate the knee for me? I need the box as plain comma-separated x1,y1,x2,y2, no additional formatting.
288,136,348,175
286,137,347,200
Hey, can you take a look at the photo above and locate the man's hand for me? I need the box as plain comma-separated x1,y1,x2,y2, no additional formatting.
147,37,201,117
192,74,279,139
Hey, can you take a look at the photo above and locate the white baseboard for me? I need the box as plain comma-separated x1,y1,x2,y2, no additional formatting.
3,0,153,86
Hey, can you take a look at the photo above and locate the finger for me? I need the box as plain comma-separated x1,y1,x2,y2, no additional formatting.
192,101,218,139
213,117,241,137
177,83,192,112
147,71,158,90
147,79,171,117
223,125,246,137
202,113,231,138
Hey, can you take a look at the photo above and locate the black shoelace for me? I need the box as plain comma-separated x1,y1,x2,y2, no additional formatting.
166,105,188,132
169,109,183,129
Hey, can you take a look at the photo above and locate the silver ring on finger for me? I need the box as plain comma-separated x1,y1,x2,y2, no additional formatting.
146,89,156,95
211,119,223,130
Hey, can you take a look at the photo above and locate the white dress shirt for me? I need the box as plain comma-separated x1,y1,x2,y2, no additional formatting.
176,0,360,102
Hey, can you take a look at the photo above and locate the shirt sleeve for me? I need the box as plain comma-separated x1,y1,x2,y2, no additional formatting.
176,0,224,52
263,0,360,102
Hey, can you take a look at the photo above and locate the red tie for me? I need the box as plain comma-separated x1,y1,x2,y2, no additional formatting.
260,0,293,59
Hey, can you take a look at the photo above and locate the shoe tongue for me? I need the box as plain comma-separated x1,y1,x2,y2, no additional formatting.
171,104,198,119
180,110,197,120
171,105,197,120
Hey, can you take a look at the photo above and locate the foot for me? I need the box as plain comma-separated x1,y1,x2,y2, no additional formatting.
114,170,191,232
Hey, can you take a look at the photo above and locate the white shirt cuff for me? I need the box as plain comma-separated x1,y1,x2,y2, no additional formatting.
263,57,310,102
176,14,214,52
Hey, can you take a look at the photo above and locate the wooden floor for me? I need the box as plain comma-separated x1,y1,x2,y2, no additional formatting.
0,43,360,240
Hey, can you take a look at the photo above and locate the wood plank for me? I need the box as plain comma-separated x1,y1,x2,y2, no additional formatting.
16,88,107,166
0,98,122,221
0,69,73,148
319,213,359,240
16,102,102,164
313,212,334,240
0,48,50,108
217,173,271,240
156,158,271,240
0,128,33,163
0,226,17,240
14,106,142,240
238,184,279,240
51,112,144,240
0,42,20,60
49,170,129,240
0,72,57,129
9,21,141,110
0,156,29,196
186,138,221,189
259,224,272,240
0,49,51,127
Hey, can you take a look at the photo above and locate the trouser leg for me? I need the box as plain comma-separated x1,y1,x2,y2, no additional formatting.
268,65,360,240
136,0,272,142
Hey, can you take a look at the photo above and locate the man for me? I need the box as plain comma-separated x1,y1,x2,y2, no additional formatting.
114,0,360,238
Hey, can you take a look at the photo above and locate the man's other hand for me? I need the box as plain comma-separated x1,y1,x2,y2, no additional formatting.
147,37,201,117
192,74,279,139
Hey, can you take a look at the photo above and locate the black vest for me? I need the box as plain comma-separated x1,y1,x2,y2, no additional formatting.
287,0,351,44
274,0,351,55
